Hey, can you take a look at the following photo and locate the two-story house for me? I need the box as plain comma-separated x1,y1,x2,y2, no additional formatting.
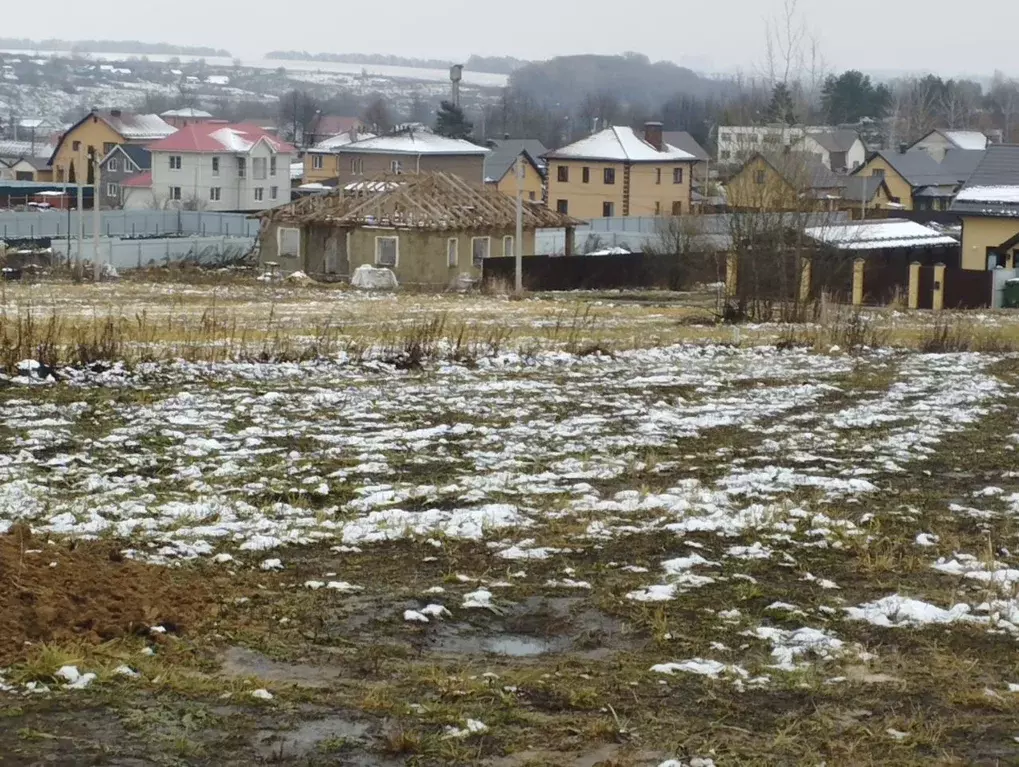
330,131,489,187
951,144,1019,270
544,123,697,218
99,145,151,209
851,147,984,211
716,124,828,165
128,122,295,212
790,130,866,173
910,129,989,162
48,109,176,184
303,129,376,185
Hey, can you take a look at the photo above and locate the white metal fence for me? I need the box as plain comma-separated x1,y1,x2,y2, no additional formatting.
0,210,260,240
50,236,255,270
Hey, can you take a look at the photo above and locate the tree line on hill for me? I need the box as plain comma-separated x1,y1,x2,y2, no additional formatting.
264,51,528,75
0,38,230,57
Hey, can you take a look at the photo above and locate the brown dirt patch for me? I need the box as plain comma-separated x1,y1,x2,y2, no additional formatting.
0,524,217,663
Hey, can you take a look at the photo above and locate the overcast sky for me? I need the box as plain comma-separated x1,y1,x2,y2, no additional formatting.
5,0,1017,78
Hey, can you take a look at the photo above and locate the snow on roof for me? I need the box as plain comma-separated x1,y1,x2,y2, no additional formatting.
546,126,697,163
161,108,213,118
944,131,988,151
341,132,489,156
290,161,304,180
0,139,53,159
804,219,959,250
206,75,230,86
954,185,1019,204
102,112,176,141
310,131,377,153
147,123,296,154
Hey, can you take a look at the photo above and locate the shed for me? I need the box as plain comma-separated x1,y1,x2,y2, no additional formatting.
258,172,581,289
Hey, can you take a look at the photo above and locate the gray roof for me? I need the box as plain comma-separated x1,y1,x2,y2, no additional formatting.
103,144,151,171
805,129,861,154
760,151,846,190
938,148,985,183
662,131,709,162
950,144,1019,217
483,139,547,183
842,175,886,203
863,149,959,187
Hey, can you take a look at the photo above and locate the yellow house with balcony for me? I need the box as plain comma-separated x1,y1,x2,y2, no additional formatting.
544,123,697,219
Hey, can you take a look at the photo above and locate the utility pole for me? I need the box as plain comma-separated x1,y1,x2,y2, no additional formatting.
93,152,101,281
76,148,84,269
514,154,523,295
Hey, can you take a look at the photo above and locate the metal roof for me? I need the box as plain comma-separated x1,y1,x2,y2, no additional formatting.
950,144,1019,218
662,131,710,162
805,219,960,250
483,139,547,183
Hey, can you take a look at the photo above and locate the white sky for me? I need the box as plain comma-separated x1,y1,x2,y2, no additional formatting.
4,0,1017,78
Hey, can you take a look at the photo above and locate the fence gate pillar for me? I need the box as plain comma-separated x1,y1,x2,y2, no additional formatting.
908,261,921,309
852,258,865,306
725,252,738,297
799,256,812,302
932,262,946,311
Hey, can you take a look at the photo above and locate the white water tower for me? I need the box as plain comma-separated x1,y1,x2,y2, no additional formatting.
450,64,463,107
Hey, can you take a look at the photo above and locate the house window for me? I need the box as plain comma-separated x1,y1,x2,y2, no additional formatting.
672,201,683,215
278,226,300,257
212,157,220,176
872,168,885,178
108,158,119,173
557,165,569,183
253,158,267,180
124,165,134,174
237,157,246,178
719,131,731,142
603,167,615,184
72,140,81,151
528,191,536,201
471,236,490,266
169,186,181,200
375,235,399,267
103,142,116,155
270,186,279,200
254,187,264,201
391,159,402,174
502,235,514,256
209,187,221,201
655,168,662,185
754,170,766,185
270,156,277,176
654,201,661,214
351,158,363,174
582,167,590,183
106,182,119,198
312,155,323,170
673,167,684,184
447,238,459,267
169,155,182,170
720,150,731,160
602,201,614,217
556,199,568,214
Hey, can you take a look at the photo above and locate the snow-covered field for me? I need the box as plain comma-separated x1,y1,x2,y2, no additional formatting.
3,284,1019,765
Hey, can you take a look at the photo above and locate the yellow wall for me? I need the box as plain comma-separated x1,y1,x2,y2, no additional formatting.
51,116,126,183
960,216,1019,270
492,160,544,202
726,156,798,210
304,152,340,184
547,159,694,218
856,156,913,210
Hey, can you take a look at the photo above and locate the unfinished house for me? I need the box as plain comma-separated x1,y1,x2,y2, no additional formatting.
258,172,580,289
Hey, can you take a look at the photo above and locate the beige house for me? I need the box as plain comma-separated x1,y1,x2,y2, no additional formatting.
544,123,697,219
258,172,579,289
851,148,984,211
726,152,847,211
305,130,489,189
483,139,546,201
951,144,1019,270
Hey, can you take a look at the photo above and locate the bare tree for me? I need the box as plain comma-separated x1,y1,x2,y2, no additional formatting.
362,97,393,133
990,72,1019,142
761,0,808,87
277,90,320,147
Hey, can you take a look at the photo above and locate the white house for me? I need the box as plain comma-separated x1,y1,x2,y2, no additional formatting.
910,129,990,162
716,125,829,164
133,122,296,212
790,130,866,173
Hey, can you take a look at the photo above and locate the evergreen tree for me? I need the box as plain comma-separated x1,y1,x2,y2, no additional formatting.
434,100,473,140
822,71,891,124
767,83,797,125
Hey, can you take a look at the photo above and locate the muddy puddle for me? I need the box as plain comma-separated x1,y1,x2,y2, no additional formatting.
427,596,640,660
220,646,345,688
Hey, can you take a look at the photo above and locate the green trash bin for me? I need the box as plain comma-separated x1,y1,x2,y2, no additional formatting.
1005,279,1019,309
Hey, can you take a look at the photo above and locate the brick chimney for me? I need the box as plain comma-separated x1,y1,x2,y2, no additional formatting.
644,121,664,151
